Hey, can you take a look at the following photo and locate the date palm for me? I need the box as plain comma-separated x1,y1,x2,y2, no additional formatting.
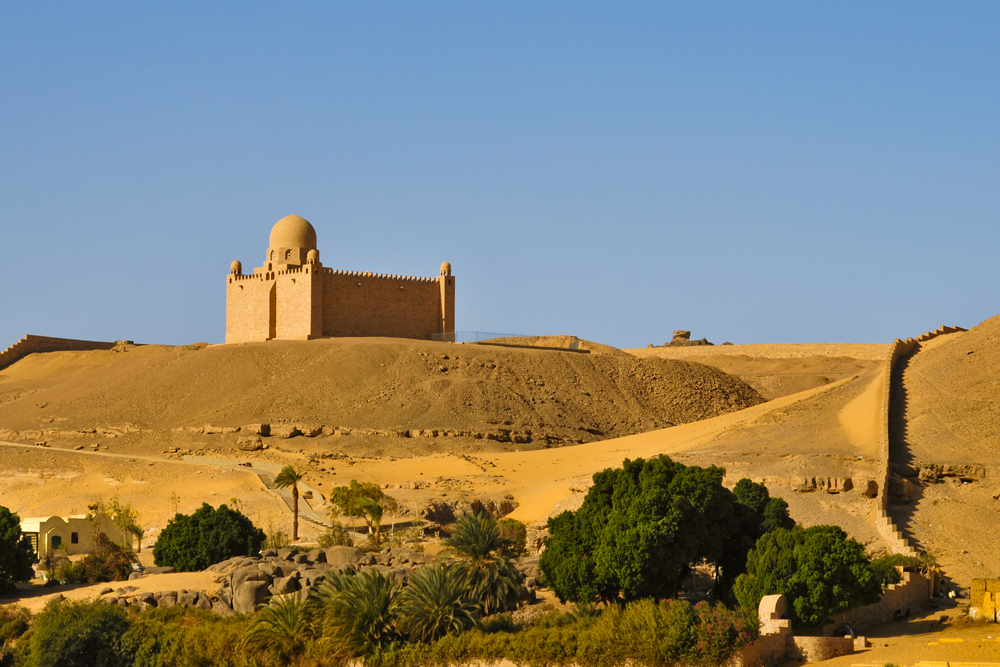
444,513,525,615
274,465,305,541
397,563,480,642
241,594,313,663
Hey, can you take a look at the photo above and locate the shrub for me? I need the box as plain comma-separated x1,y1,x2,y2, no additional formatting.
119,606,256,667
241,595,313,664
497,518,527,558
328,480,399,548
72,533,137,583
19,598,131,667
153,503,265,572
445,514,525,615
0,606,29,666
317,524,353,548
0,506,36,593
311,569,399,658
734,525,883,627
396,564,481,642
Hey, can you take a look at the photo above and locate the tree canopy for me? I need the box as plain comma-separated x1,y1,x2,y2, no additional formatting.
329,480,399,547
152,503,265,571
0,505,37,592
733,525,883,627
539,456,792,603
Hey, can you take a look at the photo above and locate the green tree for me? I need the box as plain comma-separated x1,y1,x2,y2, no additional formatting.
396,563,481,642
541,459,795,604
0,506,36,593
152,503,265,572
733,525,883,627
311,569,399,658
20,598,131,667
497,518,527,558
329,480,398,547
716,479,796,594
273,465,305,542
444,513,525,615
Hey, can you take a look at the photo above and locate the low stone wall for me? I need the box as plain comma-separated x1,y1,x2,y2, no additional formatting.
0,334,117,372
788,636,854,661
969,578,1000,620
829,570,931,632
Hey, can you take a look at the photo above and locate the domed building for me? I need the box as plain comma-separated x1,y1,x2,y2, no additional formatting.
226,215,455,343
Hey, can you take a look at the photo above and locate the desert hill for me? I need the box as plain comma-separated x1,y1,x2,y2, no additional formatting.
0,337,763,457
889,315,1000,584
629,343,887,400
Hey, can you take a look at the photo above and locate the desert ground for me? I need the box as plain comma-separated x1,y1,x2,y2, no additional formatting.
5,323,1000,662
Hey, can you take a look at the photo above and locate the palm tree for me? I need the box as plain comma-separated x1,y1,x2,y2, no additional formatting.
241,594,313,663
274,465,305,541
311,569,399,657
126,524,145,553
444,513,526,615
396,563,480,642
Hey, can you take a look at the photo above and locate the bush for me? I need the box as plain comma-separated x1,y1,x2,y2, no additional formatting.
56,533,137,584
19,598,131,667
0,606,29,666
153,503,265,572
734,525,883,627
317,524,353,548
0,506,36,593
118,606,256,667
497,518,527,558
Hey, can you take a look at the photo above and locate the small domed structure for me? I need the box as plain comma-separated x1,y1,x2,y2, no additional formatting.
306,249,320,264
269,215,317,250
230,260,242,275
440,261,452,276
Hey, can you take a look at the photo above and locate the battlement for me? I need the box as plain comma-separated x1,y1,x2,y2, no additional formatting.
324,268,438,283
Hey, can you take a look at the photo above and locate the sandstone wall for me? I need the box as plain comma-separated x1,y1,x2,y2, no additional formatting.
226,274,275,342
275,267,321,340
321,269,453,339
0,335,117,372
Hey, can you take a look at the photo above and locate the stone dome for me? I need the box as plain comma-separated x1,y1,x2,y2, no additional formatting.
230,260,242,275
306,249,320,264
440,261,452,276
269,215,317,250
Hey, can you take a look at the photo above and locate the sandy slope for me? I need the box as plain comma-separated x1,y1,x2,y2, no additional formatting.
629,343,887,400
889,315,1000,585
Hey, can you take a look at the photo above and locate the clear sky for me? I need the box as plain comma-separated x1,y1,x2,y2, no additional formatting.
2,3,997,348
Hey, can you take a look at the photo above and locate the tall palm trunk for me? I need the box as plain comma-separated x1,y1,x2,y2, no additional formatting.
292,486,299,541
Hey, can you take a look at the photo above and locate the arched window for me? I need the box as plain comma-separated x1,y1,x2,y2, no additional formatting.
71,532,79,544
285,249,293,260
270,250,275,261
51,535,62,548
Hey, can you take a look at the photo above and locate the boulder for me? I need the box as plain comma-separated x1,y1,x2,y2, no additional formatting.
99,587,114,596
144,566,176,575
325,546,365,568
860,480,879,498
307,549,326,564
276,548,296,562
271,424,301,439
195,594,213,610
293,553,309,564
233,580,272,614
271,576,301,595
158,591,177,608
237,437,263,452
212,598,235,616
232,566,272,592
178,590,200,607
242,423,271,437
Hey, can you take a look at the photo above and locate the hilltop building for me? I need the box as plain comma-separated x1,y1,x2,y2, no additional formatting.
226,215,455,343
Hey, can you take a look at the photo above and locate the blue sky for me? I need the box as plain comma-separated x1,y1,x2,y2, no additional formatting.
2,3,998,348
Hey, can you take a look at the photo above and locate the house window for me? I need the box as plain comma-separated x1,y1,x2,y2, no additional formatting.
285,249,293,260
51,535,61,548
71,532,79,544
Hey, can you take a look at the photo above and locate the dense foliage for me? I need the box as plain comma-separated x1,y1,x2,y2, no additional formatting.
540,456,792,603
0,507,36,593
152,503,265,572
17,598,131,667
733,525,883,627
